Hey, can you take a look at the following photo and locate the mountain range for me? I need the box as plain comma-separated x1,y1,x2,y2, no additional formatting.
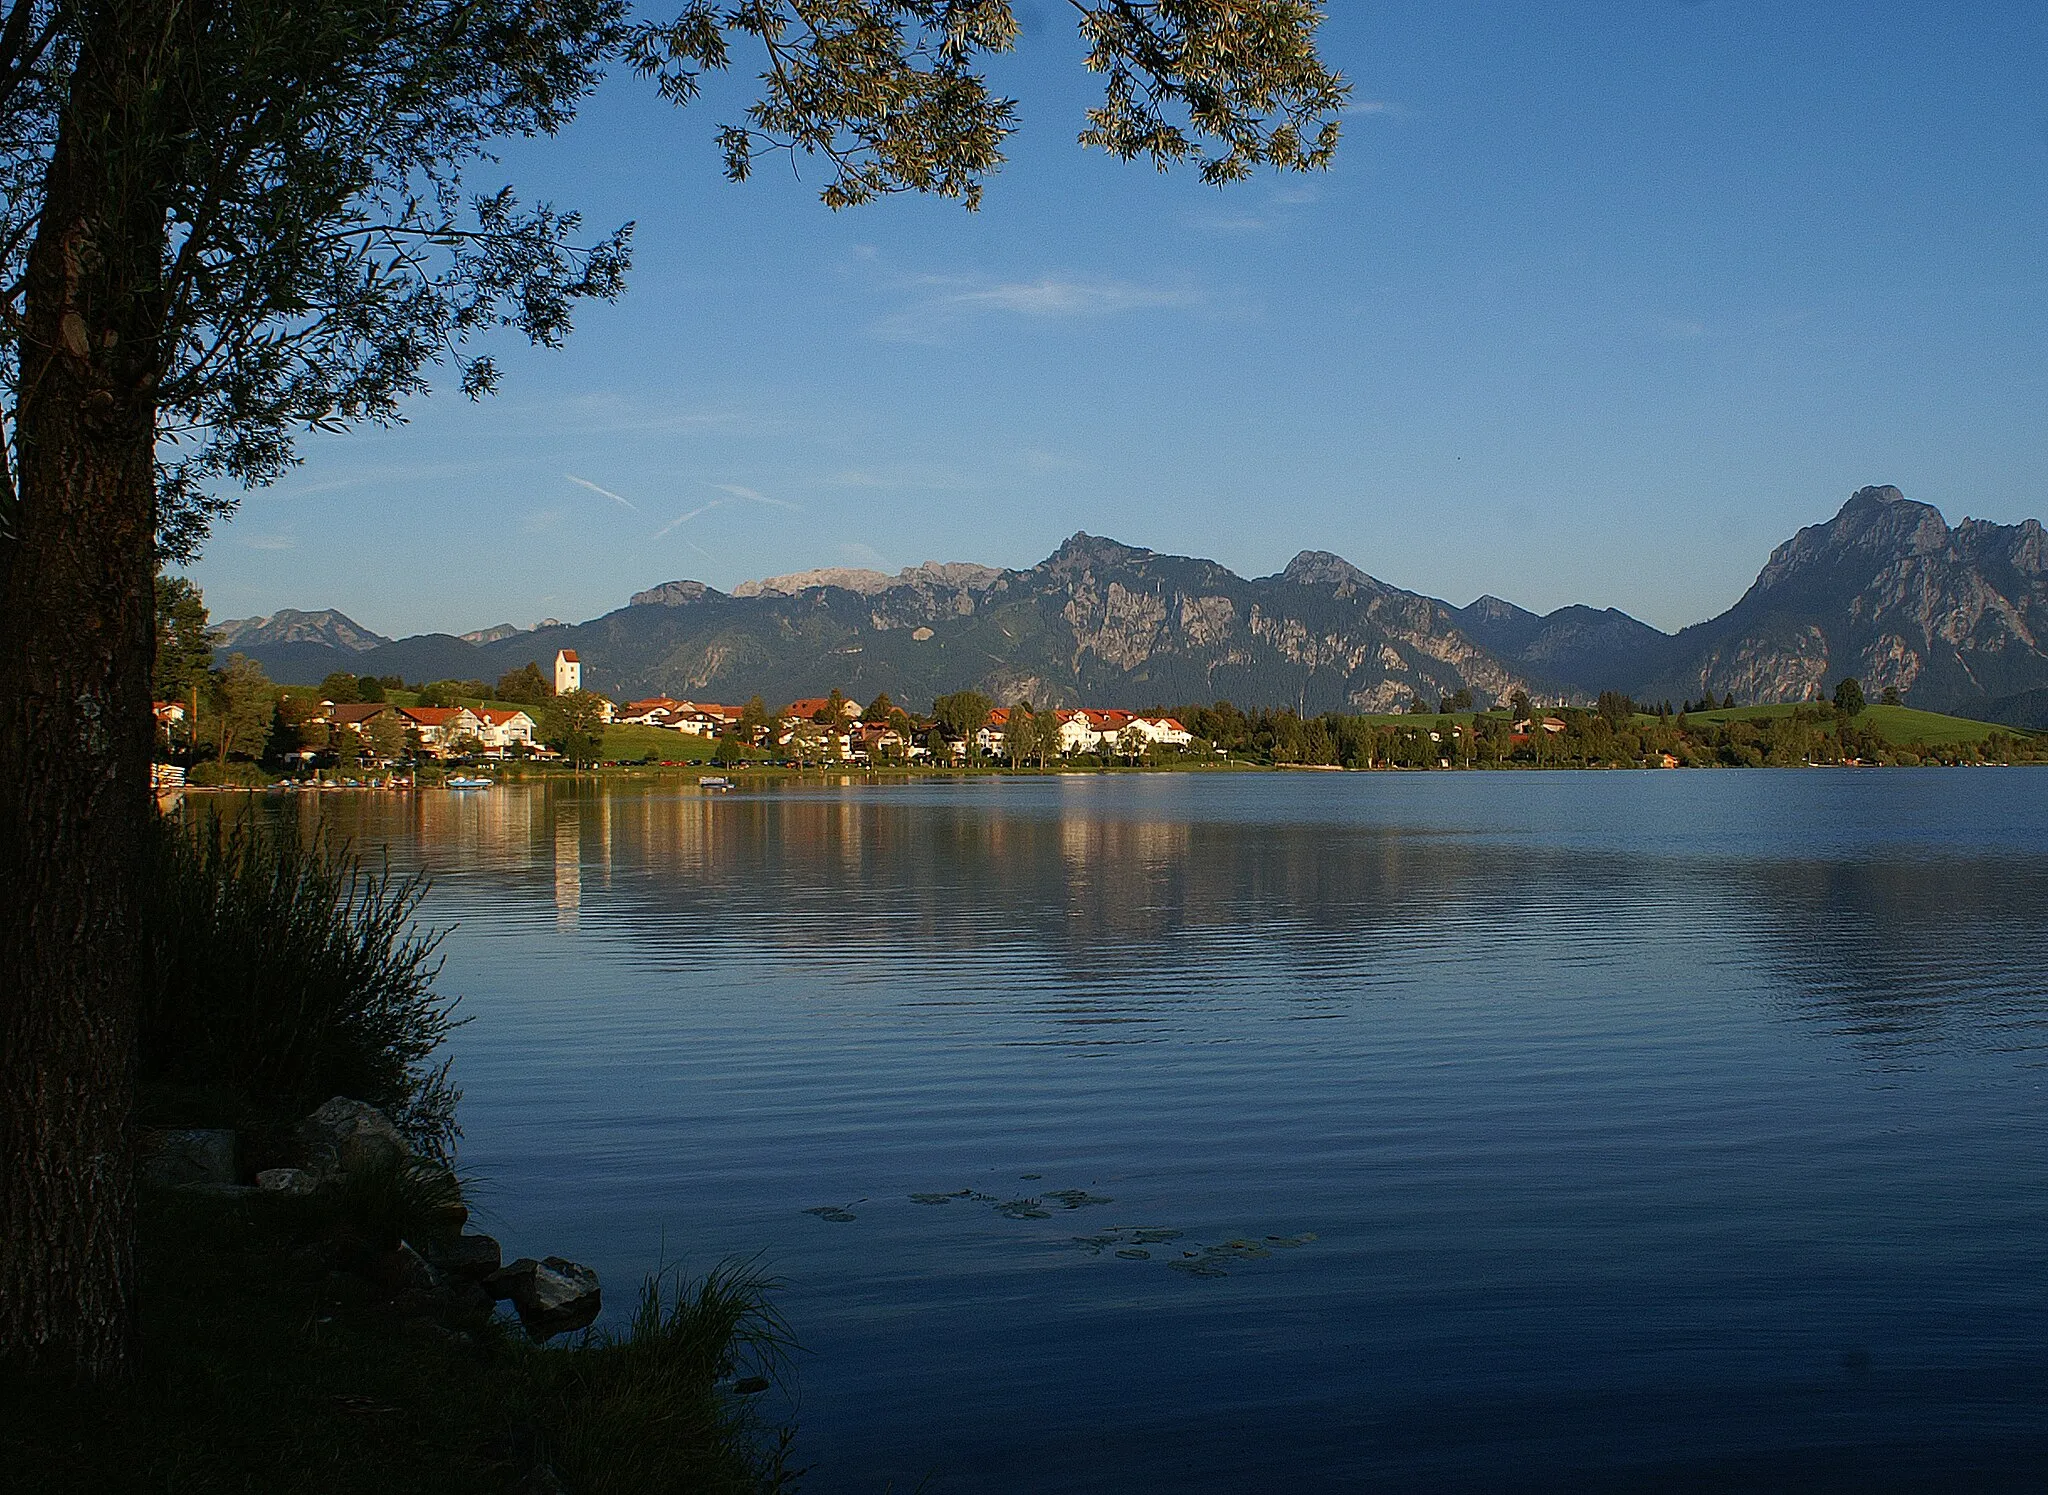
213,486,2048,728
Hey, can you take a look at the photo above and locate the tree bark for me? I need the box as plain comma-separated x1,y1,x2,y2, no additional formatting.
0,0,174,1382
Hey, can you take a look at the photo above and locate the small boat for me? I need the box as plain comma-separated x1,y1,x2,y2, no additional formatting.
446,776,495,789
699,776,734,790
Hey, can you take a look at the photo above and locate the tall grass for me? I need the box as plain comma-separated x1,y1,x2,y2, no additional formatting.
537,1259,801,1494
139,815,461,1157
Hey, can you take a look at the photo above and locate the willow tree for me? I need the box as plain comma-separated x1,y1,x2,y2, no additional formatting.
0,0,1346,1379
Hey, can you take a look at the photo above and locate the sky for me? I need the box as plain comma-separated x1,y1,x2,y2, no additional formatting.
182,1,2048,637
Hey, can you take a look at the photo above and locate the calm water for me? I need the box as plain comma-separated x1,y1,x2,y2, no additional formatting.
271,771,2048,1489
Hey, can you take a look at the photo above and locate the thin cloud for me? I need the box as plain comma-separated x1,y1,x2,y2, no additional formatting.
242,534,296,551
566,474,637,510
944,276,1197,317
651,499,728,541
712,483,802,511
873,273,1204,342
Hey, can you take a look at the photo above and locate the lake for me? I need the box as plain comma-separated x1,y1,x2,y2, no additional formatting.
274,770,2048,1490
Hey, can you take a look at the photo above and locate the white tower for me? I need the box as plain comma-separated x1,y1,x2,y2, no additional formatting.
554,649,581,695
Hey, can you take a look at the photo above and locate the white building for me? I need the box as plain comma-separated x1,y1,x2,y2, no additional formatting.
470,707,538,754
554,649,582,695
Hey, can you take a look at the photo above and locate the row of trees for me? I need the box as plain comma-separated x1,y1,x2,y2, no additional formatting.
1168,697,2042,770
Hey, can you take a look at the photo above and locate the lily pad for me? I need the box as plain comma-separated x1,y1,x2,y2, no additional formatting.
1071,1234,1118,1255
909,1193,958,1205
1042,1189,1113,1209
994,1198,1051,1220
1020,1173,1043,1181
1204,1240,1272,1262
1264,1233,1317,1249
1168,1259,1229,1279
803,1206,858,1223
1114,1248,1152,1260
1128,1228,1182,1245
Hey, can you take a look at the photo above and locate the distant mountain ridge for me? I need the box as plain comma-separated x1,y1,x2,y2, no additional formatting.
215,607,391,654
216,486,2048,726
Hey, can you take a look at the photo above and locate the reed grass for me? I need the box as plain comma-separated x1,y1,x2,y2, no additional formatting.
139,816,461,1157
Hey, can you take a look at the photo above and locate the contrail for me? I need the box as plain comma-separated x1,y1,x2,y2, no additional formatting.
712,483,801,511
651,499,727,541
566,474,637,510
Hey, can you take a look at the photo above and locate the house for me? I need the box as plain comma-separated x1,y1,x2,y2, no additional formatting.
850,722,912,761
1056,710,1099,755
324,702,393,733
398,705,483,755
669,703,734,737
1123,715,1193,749
619,697,689,724
974,706,1012,756
1540,716,1566,734
470,706,538,754
554,649,581,695
781,696,862,724
152,700,187,728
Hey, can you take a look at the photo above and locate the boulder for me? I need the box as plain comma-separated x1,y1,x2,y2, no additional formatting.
256,1167,319,1197
428,1231,502,1280
370,1241,443,1295
484,1256,601,1341
138,1129,237,1190
293,1097,409,1180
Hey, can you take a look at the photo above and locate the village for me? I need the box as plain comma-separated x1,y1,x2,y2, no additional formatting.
157,648,1201,772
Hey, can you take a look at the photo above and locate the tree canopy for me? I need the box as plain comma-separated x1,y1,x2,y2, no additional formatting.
0,1,1346,557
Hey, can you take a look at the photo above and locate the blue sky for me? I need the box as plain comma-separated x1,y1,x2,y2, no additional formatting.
184,1,2048,636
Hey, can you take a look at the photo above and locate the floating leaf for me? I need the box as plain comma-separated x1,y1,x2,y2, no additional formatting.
1114,1248,1152,1260
1020,1173,1043,1181
1043,1189,1113,1209
1072,1234,1117,1255
1264,1234,1315,1249
1128,1228,1182,1245
995,1198,1051,1220
909,1193,957,1205
804,1206,858,1223
1204,1240,1271,1262
1168,1259,1229,1279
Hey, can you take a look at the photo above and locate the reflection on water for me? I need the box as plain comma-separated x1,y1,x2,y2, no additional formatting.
233,772,2048,1490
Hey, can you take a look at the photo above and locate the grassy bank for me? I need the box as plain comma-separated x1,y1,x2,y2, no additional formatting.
6,816,795,1494
4,1191,792,1494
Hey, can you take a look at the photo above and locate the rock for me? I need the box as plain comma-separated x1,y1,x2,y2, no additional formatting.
138,1128,236,1189
428,1232,501,1280
483,1256,602,1341
256,1167,319,1197
293,1097,409,1180
369,1241,442,1295
445,1279,496,1322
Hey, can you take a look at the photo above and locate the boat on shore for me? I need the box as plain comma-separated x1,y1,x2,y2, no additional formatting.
699,776,734,790
446,776,494,789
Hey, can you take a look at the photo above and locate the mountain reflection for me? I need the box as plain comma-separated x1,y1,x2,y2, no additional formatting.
246,776,2048,1060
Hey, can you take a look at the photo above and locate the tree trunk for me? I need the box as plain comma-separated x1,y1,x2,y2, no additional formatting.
0,1,174,1382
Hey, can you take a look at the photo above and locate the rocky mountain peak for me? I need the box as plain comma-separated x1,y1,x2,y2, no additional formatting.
1461,594,1537,625
1279,550,1373,591
213,608,390,654
1046,533,1154,571
630,579,719,607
